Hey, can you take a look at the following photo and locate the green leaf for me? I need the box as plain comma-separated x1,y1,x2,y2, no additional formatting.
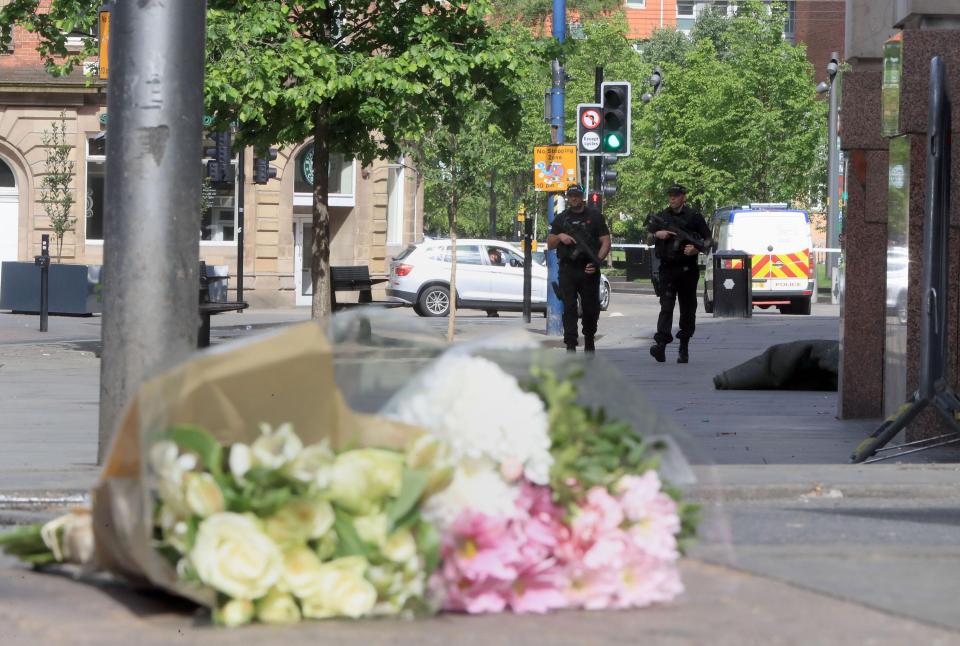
415,520,440,576
333,509,374,559
163,425,223,476
385,468,429,533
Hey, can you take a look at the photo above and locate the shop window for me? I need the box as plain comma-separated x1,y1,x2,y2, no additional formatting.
294,148,355,196
85,136,106,241
0,159,14,188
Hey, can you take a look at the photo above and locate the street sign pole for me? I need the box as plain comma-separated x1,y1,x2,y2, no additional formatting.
546,0,566,337
98,0,207,462
594,66,603,208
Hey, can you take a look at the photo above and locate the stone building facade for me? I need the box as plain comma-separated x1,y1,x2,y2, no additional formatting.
0,20,422,309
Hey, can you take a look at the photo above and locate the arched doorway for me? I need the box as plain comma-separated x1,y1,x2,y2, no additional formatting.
0,157,18,285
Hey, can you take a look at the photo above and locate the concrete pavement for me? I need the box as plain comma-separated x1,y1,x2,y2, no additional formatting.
2,296,960,642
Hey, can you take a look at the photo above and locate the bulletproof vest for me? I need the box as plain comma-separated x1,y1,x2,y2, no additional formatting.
557,214,599,264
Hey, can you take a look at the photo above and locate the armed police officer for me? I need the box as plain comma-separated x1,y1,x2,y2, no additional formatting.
647,184,711,364
547,184,611,353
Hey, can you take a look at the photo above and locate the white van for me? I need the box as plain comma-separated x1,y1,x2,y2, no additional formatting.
703,204,815,315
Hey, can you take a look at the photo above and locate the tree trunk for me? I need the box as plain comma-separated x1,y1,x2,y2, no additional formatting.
447,142,458,342
310,101,332,321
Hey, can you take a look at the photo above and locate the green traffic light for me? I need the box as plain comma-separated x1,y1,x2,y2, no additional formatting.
605,133,622,150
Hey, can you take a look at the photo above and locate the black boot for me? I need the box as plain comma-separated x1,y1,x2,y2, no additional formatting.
584,336,595,353
566,344,577,353
650,343,666,363
678,339,689,364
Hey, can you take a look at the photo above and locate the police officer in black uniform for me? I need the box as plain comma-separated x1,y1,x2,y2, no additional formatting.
648,184,711,364
547,184,611,353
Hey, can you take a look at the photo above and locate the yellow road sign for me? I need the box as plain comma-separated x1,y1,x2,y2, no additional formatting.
534,145,578,192
98,9,110,80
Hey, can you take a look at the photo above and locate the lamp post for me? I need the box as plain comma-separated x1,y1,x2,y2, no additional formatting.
816,52,841,277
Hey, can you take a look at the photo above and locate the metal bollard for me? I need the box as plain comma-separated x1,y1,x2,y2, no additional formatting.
34,234,50,332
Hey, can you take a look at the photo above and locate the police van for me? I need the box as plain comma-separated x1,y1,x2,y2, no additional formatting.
703,204,815,315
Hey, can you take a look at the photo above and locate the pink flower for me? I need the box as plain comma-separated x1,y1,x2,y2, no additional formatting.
614,555,685,609
564,564,622,610
562,487,628,569
617,472,682,561
508,559,569,613
443,511,520,583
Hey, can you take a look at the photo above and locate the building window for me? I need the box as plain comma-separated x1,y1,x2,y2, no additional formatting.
200,174,236,242
677,2,695,18
85,135,106,241
0,31,12,55
625,0,645,8
386,165,404,246
0,159,14,188
294,149,355,196
783,0,796,39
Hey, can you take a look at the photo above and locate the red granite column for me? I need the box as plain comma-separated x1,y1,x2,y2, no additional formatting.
897,29,960,441
839,67,888,418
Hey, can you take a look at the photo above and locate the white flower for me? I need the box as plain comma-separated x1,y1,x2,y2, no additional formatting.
281,547,327,599
215,599,254,627
382,529,417,564
328,449,405,514
381,355,553,485
421,459,521,532
353,513,389,547
284,441,335,488
264,499,335,548
257,589,302,624
190,512,283,600
159,506,191,554
228,443,252,481
251,422,303,470
149,440,199,516
184,472,226,518
300,557,378,619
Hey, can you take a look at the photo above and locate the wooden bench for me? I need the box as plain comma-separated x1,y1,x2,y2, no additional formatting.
198,262,248,348
330,265,395,310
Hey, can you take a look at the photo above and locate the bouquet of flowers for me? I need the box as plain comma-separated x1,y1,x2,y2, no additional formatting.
381,353,698,614
2,318,698,625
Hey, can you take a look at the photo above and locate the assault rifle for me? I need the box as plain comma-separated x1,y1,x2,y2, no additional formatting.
556,221,604,267
647,213,710,259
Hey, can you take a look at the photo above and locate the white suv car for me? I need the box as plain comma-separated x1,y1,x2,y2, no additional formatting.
388,239,610,317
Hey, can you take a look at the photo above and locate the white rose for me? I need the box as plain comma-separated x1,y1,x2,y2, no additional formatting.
252,422,304,470
353,514,388,547
300,558,377,620
159,506,191,554
265,499,335,548
257,589,302,625
328,449,404,514
382,529,417,564
285,442,335,488
191,513,283,600
184,472,226,518
215,598,254,627
281,546,326,599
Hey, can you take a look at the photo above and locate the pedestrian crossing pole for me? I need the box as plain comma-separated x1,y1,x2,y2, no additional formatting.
546,0,566,336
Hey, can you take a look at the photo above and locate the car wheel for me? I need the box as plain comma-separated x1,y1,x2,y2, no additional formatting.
599,280,610,311
412,302,424,316
418,285,450,317
702,283,713,314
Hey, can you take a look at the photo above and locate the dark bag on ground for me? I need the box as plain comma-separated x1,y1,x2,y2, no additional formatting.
713,340,839,391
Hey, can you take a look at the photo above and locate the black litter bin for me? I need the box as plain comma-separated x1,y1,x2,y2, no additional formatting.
713,251,752,318
625,246,653,281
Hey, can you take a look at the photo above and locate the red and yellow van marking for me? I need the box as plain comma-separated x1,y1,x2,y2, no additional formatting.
751,249,811,280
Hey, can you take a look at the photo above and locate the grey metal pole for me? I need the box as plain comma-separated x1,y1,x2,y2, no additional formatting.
98,1,207,462
545,0,566,337
826,52,840,273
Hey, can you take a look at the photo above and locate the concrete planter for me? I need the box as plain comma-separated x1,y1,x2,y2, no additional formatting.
0,261,102,315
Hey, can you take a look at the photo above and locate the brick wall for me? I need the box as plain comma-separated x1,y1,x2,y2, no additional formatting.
794,1,846,83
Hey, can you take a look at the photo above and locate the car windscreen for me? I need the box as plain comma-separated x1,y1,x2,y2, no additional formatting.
729,212,811,254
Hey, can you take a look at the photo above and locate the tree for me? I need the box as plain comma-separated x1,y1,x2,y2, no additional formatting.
629,0,826,218
3,1,524,320
39,112,76,262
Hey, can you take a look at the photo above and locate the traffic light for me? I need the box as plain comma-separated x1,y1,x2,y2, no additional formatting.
641,67,663,103
600,154,619,198
600,81,631,156
204,131,233,184
253,148,278,185
588,191,602,210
